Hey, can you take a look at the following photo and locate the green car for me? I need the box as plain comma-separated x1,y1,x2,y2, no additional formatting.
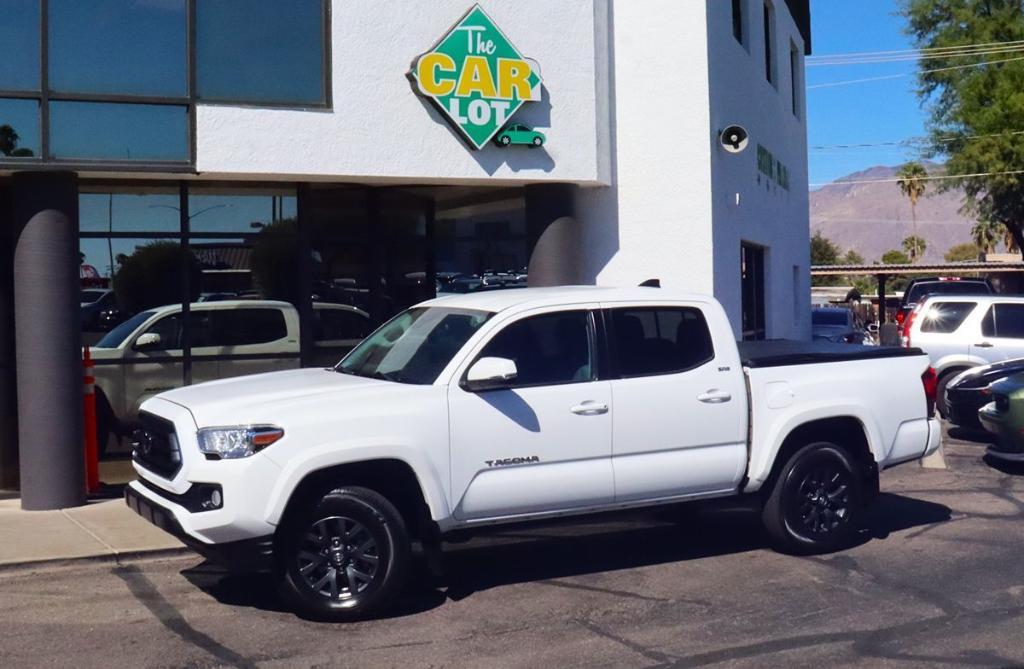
495,124,545,147
978,372,1024,462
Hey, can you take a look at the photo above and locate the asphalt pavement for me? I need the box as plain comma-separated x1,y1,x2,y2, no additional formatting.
3,428,1024,668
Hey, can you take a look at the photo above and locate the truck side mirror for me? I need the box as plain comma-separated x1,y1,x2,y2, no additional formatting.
133,332,162,351
463,357,518,392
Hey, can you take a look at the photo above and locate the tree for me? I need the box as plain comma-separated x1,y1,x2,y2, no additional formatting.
249,218,300,303
0,125,18,156
895,161,928,260
112,242,201,314
882,249,912,265
842,249,865,265
903,0,1024,251
945,242,981,262
902,235,928,261
810,232,842,286
972,218,1003,254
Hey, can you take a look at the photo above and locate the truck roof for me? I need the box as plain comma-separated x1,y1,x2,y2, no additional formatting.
423,285,713,312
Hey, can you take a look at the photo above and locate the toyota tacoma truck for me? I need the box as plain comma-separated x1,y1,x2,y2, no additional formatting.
125,286,941,620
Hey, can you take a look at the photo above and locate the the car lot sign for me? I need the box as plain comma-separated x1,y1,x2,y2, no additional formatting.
411,4,542,150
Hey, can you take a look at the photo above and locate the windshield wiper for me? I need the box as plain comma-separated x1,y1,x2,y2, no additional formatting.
336,367,398,382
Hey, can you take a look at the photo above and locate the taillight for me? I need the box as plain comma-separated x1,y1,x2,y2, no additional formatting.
921,367,938,417
901,306,920,347
896,310,906,326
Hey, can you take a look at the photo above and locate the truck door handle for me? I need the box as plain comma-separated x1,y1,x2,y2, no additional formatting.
697,390,732,404
571,401,609,416
975,342,994,348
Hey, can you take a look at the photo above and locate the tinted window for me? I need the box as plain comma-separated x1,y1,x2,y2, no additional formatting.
49,0,187,96
95,310,156,348
314,308,370,343
0,0,40,91
919,302,976,334
0,98,40,158
906,281,990,305
812,309,850,326
984,304,1024,339
214,309,288,347
611,307,714,377
478,311,593,387
196,0,326,105
141,314,183,351
50,101,189,162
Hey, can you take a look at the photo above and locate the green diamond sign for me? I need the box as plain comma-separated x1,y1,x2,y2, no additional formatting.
411,4,543,150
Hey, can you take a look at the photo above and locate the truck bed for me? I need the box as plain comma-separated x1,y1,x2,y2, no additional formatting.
738,340,925,368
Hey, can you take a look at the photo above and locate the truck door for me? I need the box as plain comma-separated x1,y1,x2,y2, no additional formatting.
603,304,748,502
448,307,614,520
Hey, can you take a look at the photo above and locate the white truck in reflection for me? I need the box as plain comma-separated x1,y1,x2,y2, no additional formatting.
90,300,370,453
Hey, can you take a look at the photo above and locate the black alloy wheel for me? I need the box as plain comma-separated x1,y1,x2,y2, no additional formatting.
762,442,864,554
277,487,410,621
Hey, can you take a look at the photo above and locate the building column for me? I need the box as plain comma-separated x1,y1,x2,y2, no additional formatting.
13,172,84,510
0,184,17,491
524,184,582,287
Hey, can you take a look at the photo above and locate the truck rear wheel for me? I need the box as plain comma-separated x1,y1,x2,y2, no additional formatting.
276,486,411,621
761,442,864,554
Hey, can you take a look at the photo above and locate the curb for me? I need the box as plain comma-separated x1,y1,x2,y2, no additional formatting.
0,546,192,573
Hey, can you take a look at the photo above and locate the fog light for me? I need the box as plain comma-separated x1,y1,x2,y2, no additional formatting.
199,487,223,511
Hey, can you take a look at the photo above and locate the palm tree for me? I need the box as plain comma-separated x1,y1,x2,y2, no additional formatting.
972,219,1002,255
0,125,19,156
896,162,928,261
902,235,927,262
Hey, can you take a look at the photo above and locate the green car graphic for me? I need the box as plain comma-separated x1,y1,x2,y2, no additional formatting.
495,124,546,148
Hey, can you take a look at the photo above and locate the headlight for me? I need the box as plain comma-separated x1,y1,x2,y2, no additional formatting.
197,425,284,459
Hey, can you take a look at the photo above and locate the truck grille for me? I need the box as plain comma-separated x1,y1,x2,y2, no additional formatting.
131,412,182,479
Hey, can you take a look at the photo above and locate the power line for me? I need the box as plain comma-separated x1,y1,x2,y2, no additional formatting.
808,54,1024,90
810,168,1024,188
807,39,1024,62
809,43,1024,67
809,130,1024,151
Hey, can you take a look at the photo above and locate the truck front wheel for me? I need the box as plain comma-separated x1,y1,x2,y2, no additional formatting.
276,486,411,621
761,442,864,554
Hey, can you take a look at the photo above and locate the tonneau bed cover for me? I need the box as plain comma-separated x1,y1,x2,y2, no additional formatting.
739,340,926,368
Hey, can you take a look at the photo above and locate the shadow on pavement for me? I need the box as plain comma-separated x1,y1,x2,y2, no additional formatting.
182,492,950,621
948,426,993,444
983,453,1024,476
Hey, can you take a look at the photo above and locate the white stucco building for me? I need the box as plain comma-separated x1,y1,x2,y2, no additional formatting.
0,0,811,502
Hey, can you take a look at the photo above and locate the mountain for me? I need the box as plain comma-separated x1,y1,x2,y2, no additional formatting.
810,162,976,263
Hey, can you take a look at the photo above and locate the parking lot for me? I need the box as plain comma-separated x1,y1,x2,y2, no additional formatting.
4,427,1024,669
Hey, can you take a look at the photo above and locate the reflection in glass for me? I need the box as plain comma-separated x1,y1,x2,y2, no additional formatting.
188,190,297,234
79,189,181,234
50,101,188,161
49,0,187,96
0,0,41,91
435,200,529,295
0,98,40,158
196,0,325,104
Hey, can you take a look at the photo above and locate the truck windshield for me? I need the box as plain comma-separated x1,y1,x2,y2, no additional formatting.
337,307,492,385
94,311,155,349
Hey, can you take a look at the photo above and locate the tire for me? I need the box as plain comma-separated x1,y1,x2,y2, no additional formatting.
276,486,410,621
532,137,542,146
500,135,511,146
762,442,864,555
936,369,965,419
94,392,115,458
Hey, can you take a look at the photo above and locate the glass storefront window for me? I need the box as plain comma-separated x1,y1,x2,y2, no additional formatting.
0,0,41,92
435,198,529,295
79,188,182,234
188,190,297,234
49,0,187,97
50,102,189,162
196,0,326,105
0,98,40,158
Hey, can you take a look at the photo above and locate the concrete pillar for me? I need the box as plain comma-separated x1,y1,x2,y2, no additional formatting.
13,172,84,510
0,184,17,490
525,184,582,287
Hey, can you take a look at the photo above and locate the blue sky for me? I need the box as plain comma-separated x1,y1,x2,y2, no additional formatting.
807,0,927,186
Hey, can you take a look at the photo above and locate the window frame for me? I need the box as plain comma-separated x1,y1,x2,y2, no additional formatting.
763,0,776,87
603,305,717,380
983,303,1024,339
0,0,332,172
731,0,745,46
460,308,602,391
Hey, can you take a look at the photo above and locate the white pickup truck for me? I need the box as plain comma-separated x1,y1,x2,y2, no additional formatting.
125,286,940,621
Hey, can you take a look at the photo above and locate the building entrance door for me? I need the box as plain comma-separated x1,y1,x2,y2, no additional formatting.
741,243,766,341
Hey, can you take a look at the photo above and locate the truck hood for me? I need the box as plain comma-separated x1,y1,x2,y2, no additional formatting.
153,368,392,427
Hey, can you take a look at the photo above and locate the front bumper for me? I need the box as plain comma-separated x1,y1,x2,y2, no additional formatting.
946,390,988,426
125,484,275,572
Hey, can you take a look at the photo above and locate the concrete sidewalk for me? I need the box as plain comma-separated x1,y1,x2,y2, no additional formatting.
0,496,185,569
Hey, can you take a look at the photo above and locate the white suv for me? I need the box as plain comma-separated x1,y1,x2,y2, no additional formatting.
903,294,1024,413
